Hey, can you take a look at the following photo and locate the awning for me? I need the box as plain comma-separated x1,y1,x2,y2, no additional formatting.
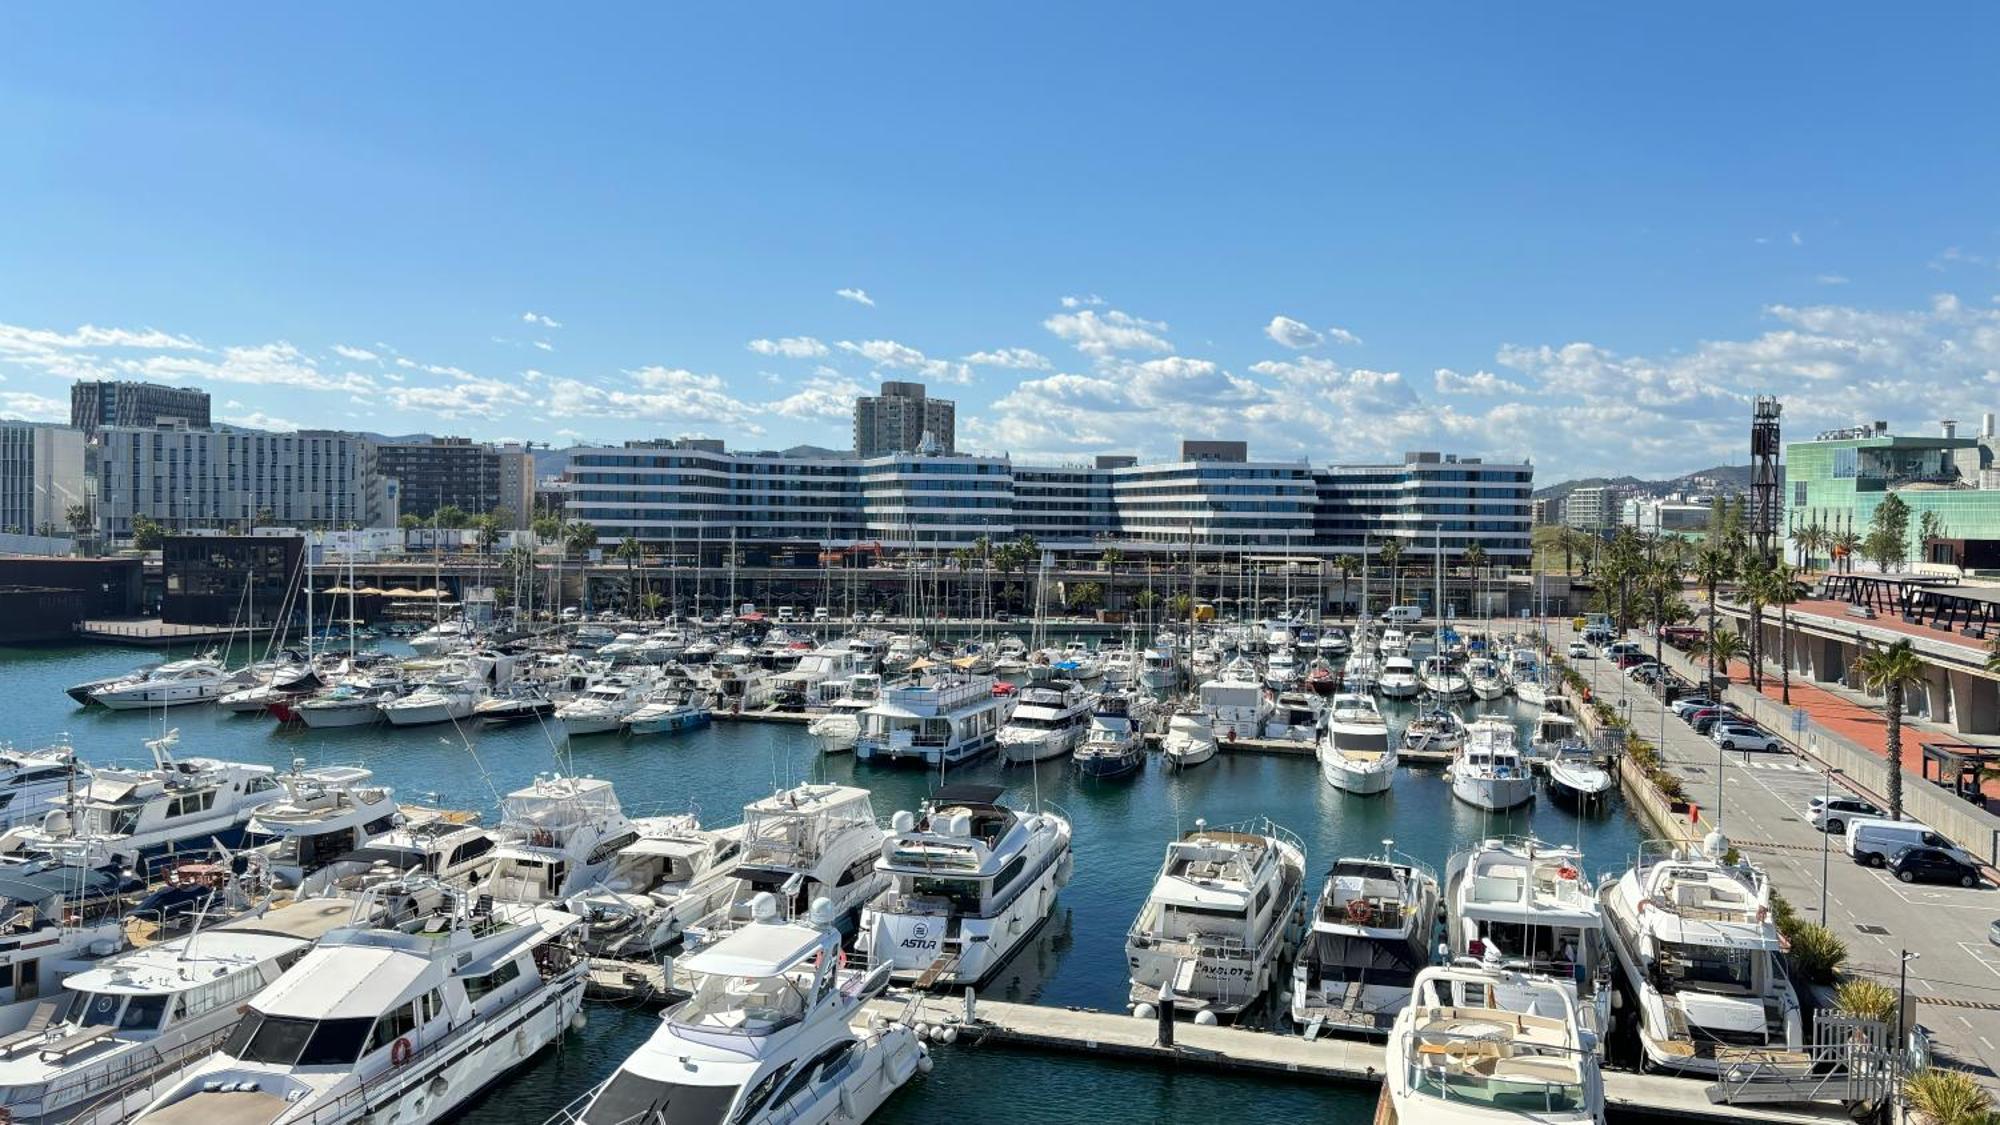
680,921,824,978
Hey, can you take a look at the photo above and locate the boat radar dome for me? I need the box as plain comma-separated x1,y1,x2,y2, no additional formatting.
892,810,916,833
749,892,781,922
808,896,837,927
1703,830,1730,860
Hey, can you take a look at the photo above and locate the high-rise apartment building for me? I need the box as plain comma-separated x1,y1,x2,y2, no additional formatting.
70,381,211,439
371,436,522,522
853,381,955,457
0,422,87,535
1561,485,1622,531
497,443,536,528
90,424,395,538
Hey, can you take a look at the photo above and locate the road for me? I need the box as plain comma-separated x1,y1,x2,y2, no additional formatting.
1558,620,2000,1084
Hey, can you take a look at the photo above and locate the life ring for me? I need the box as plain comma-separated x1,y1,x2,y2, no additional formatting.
1556,864,1579,881
1344,898,1374,925
392,1036,414,1067
1226,727,1237,742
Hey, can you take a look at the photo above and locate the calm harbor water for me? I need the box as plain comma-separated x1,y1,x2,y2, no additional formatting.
0,641,1651,1124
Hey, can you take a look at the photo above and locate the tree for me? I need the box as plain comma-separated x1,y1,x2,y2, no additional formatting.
1100,548,1123,573
1642,556,1692,669
130,514,165,551
1852,639,1926,820
399,513,422,531
1740,555,1774,690
1167,593,1193,620
562,520,598,557
1133,588,1160,625
1335,554,1360,618
531,515,563,543
1795,521,1826,572
615,537,647,611
1703,629,1746,689
433,504,471,530
1067,581,1104,612
1831,529,1861,573
254,506,276,528
1693,546,1736,687
1462,543,1488,576
64,503,91,538
469,513,502,554
1866,493,1911,573
1765,562,1804,705
639,590,666,619
1378,539,1403,607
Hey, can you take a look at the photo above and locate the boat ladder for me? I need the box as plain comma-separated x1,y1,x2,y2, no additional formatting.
914,951,962,990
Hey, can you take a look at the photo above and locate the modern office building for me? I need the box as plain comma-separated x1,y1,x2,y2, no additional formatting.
1787,417,2000,569
0,422,87,535
853,381,955,457
161,534,303,626
564,439,1529,562
1621,497,1711,537
70,381,210,439
1561,485,1622,531
1314,452,1535,564
90,423,396,539
371,436,526,522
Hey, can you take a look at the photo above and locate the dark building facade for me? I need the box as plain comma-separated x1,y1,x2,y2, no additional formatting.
0,556,143,618
70,381,211,439
374,438,504,520
161,535,302,626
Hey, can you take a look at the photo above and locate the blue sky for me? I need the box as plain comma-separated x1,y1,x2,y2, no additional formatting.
3,5,1999,480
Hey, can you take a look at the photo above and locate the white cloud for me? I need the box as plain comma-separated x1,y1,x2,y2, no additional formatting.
383,374,531,420
1791,231,1804,246
1059,294,1105,309
767,374,870,421
1433,367,1527,396
117,342,378,395
225,410,304,431
747,336,830,359
1264,316,1321,349
521,311,563,329
835,288,875,307
1042,308,1172,358
546,367,762,431
963,347,1051,370
1815,275,1850,286
0,391,66,421
532,340,554,352
835,339,971,384
331,344,378,362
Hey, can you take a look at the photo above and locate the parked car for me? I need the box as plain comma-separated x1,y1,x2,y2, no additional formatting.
1889,846,1982,888
1711,721,1782,753
1671,697,1718,719
1989,918,2000,948
1631,664,1667,684
1584,627,1616,645
1688,707,1745,735
1809,796,1885,834
1848,819,1975,869
1614,652,1652,670
1567,641,1592,659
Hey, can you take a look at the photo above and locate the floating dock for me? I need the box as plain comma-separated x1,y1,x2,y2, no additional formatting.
858,993,1855,1125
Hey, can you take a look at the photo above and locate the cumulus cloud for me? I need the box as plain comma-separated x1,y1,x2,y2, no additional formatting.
835,339,971,384
521,312,563,328
331,344,378,362
385,373,532,420
116,342,378,395
768,374,871,421
1433,368,1527,396
546,367,762,432
835,288,875,307
0,391,67,421
1264,316,1321,349
963,347,1051,370
1042,308,1172,358
748,336,830,359
1059,294,1106,309
225,410,304,431
532,340,554,352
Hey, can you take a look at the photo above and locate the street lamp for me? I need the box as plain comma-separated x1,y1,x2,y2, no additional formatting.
1898,949,1920,1045
1819,767,1843,921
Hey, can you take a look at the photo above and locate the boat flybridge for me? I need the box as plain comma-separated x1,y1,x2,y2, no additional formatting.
134,880,587,1125
1446,838,1612,1042
686,785,887,947
0,866,129,1038
853,675,1011,769
1385,962,1605,1125
481,775,679,908
1292,847,1441,1039
1600,834,1804,1076
0,744,85,832
1125,817,1306,1023
1319,694,1394,795
0,898,357,1125
574,818,746,958
857,785,1073,990
1447,717,1535,812
295,819,502,898
807,674,884,754
995,680,1093,765
242,762,401,888
1197,659,1270,743
551,895,926,1125
0,732,283,869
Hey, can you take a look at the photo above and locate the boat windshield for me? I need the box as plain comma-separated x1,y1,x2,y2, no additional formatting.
79,803,142,836
673,968,809,1035
905,876,985,913
223,1010,375,1066
1657,940,1758,993
581,1071,738,1125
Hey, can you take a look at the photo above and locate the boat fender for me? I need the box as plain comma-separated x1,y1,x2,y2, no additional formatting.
940,1025,958,1044
1193,1010,1219,1026
916,1047,933,1074
1133,1002,1157,1020
391,1036,414,1067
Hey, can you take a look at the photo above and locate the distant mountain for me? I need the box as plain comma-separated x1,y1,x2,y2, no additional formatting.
1534,464,1766,502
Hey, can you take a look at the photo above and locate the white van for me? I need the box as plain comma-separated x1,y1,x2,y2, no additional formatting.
1846,818,1974,868
1383,605,1423,625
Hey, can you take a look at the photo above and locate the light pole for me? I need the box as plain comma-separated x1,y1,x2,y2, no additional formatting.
1819,766,1843,921
1898,949,1920,1046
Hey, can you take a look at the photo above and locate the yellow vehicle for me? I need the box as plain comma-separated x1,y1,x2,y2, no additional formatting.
1193,602,1217,622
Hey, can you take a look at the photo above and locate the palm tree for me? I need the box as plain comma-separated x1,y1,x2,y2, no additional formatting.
1693,546,1735,686
615,537,646,612
1335,554,1360,619
1832,529,1861,574
1378,539,1404,607
1852,640,1927,820
1796,522,1826,572
1643,557,1690,669
1740,556,1774,690
1704,629,1746,690
639,591,666,619
1462,543,1488,577
1100,547,1123,573
562,520,598,558
1134,588,1160,626
1766,563,1804,705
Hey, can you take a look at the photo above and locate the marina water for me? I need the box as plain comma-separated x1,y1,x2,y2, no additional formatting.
0,641,1649,1123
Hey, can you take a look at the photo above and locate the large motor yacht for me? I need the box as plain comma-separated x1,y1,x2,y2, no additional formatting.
241,763,401,888
1318,694,1395,795
574,820,746,958
686,784,887,946
295,819,502,897
1600,835,1804,1076
1446,717,1535,811
551,896,925,1125
1262,690,1323,743
1445,838,1612,1040
0,865,129,1037
0,898,355,1125
1384,962,1605,1124
480,775,650,906
1125,817,1306,1023
857,785,1072,990
134,882,587,1125
1072,694,1145,779
0,745,85,832
994,680,1093,765
853,675,1011,769
87,658,246,711
1197,659,1270,743
1292,849,1440,1038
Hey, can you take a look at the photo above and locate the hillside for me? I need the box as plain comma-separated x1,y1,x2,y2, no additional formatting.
1534,463,1765,502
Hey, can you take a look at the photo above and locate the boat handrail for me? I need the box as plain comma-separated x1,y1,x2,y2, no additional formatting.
29,1023,235,1123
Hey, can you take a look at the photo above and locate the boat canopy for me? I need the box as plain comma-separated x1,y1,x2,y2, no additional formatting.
680,921,826,979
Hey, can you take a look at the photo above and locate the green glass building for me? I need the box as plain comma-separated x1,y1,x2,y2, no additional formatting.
1787,422,2000,567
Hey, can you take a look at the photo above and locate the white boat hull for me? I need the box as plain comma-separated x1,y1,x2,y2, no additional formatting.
997,728,1079,764
560,713,625,737
1470,678,1508,701
297,701,382,728
1320,750,1396,795
1449,771,1536,811
91,682,229,710
381,697,474,726
860,849,1071,988
1513,682,1548,707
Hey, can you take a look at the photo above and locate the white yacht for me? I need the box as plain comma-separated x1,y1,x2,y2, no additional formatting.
1139,647,1182,692
1262,690,1323,743
1467,657,1508,701
292,669,406,729
1161,708,1218,770
622,689,711,736
241,763,400,888
1547,745,1614,809
1319,694,1395,795
556,677,653,737
772,645,867,709
805,673,882,754
1402,706,1468,755
1418,656,1471,700
552,896,924,1125
1445,838,1611,1038
378,675,484,727
0,898,355,1125
685,784,888,947
1099,648,1139,691
852,675,1011,768
89,659,245,711
1446,717,1535,811
0,866,128,1037
1126,817,1305,1022
857,785,1072,989
995,681,1093,765
1197,660,1270,743
1385,963,1604,1125
295,819,502,897
576,820,746,958
0,745,85,832
1263,649,1301,693
134,883,587,1125
1378,628,1410,657
406,616,476,654
481,775,650,906
1376,656,1421,699
1600,835,1804,1076
0,732,282,868
1529,709,1582,766
1292,850,1441,1038
1072,694,1145,780
1317,629,1351,660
